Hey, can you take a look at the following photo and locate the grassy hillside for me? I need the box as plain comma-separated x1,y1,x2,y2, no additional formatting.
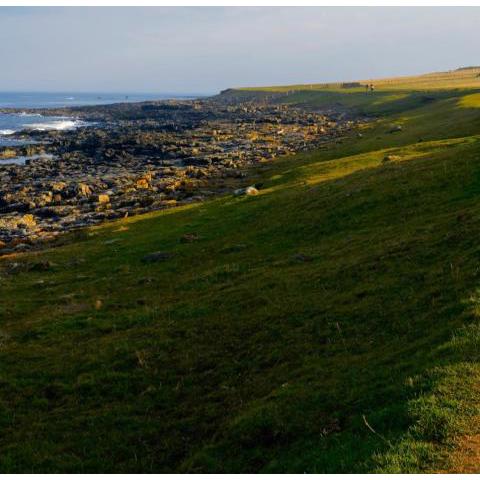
242,67,480,92
2,73,480,472
228,67,480,116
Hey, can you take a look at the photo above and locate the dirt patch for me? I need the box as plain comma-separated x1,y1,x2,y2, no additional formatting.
441,435,480,473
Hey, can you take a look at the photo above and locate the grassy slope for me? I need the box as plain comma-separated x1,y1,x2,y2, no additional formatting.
2,74,480,472
243,67,480,90
235,67,480,116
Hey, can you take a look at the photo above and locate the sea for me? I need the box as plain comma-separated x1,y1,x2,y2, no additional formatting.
0,91,201,149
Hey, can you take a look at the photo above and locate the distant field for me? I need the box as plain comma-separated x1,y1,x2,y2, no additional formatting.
2,70,480,472
240,67,480,92
222,67,480,116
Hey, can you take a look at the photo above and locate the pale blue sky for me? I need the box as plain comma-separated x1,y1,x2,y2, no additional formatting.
0,7,479,94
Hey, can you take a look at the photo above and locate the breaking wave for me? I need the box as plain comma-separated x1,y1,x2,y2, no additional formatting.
23,119,88,131
18,112,42,117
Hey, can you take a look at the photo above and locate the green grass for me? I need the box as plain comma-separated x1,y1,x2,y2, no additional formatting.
2,74,480,472
240,67,480,92
231,67,480,116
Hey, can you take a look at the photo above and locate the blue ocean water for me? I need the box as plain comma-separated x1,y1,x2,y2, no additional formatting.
0,91,201,148
0,91,198,109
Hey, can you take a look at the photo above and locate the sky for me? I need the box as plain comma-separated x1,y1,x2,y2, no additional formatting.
0,7,479,94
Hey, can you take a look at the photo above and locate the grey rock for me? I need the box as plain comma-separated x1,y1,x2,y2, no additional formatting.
141,251,175,263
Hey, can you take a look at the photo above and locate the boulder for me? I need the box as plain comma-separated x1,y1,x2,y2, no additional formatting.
136,178,150,189
389,125,403,133
77,183,92,196
39,192,53,204
29,260,54,272
13,243,31,252
180,233,200,243
234,186,259,197
382,155,401,163
220,244,248,254
97,194,110,204
292,253,313,262
141,251,175,263
51,181,67,193
19,214,36,228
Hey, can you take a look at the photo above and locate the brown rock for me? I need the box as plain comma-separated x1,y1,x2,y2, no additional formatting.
382,155,401,163
136,178,150,189
180,233,200,243
19,214,36,228
51,182,67,193
97,194,110,203
77,183,92,196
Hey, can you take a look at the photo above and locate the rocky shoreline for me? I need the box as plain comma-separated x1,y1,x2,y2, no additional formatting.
0,97,363,255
